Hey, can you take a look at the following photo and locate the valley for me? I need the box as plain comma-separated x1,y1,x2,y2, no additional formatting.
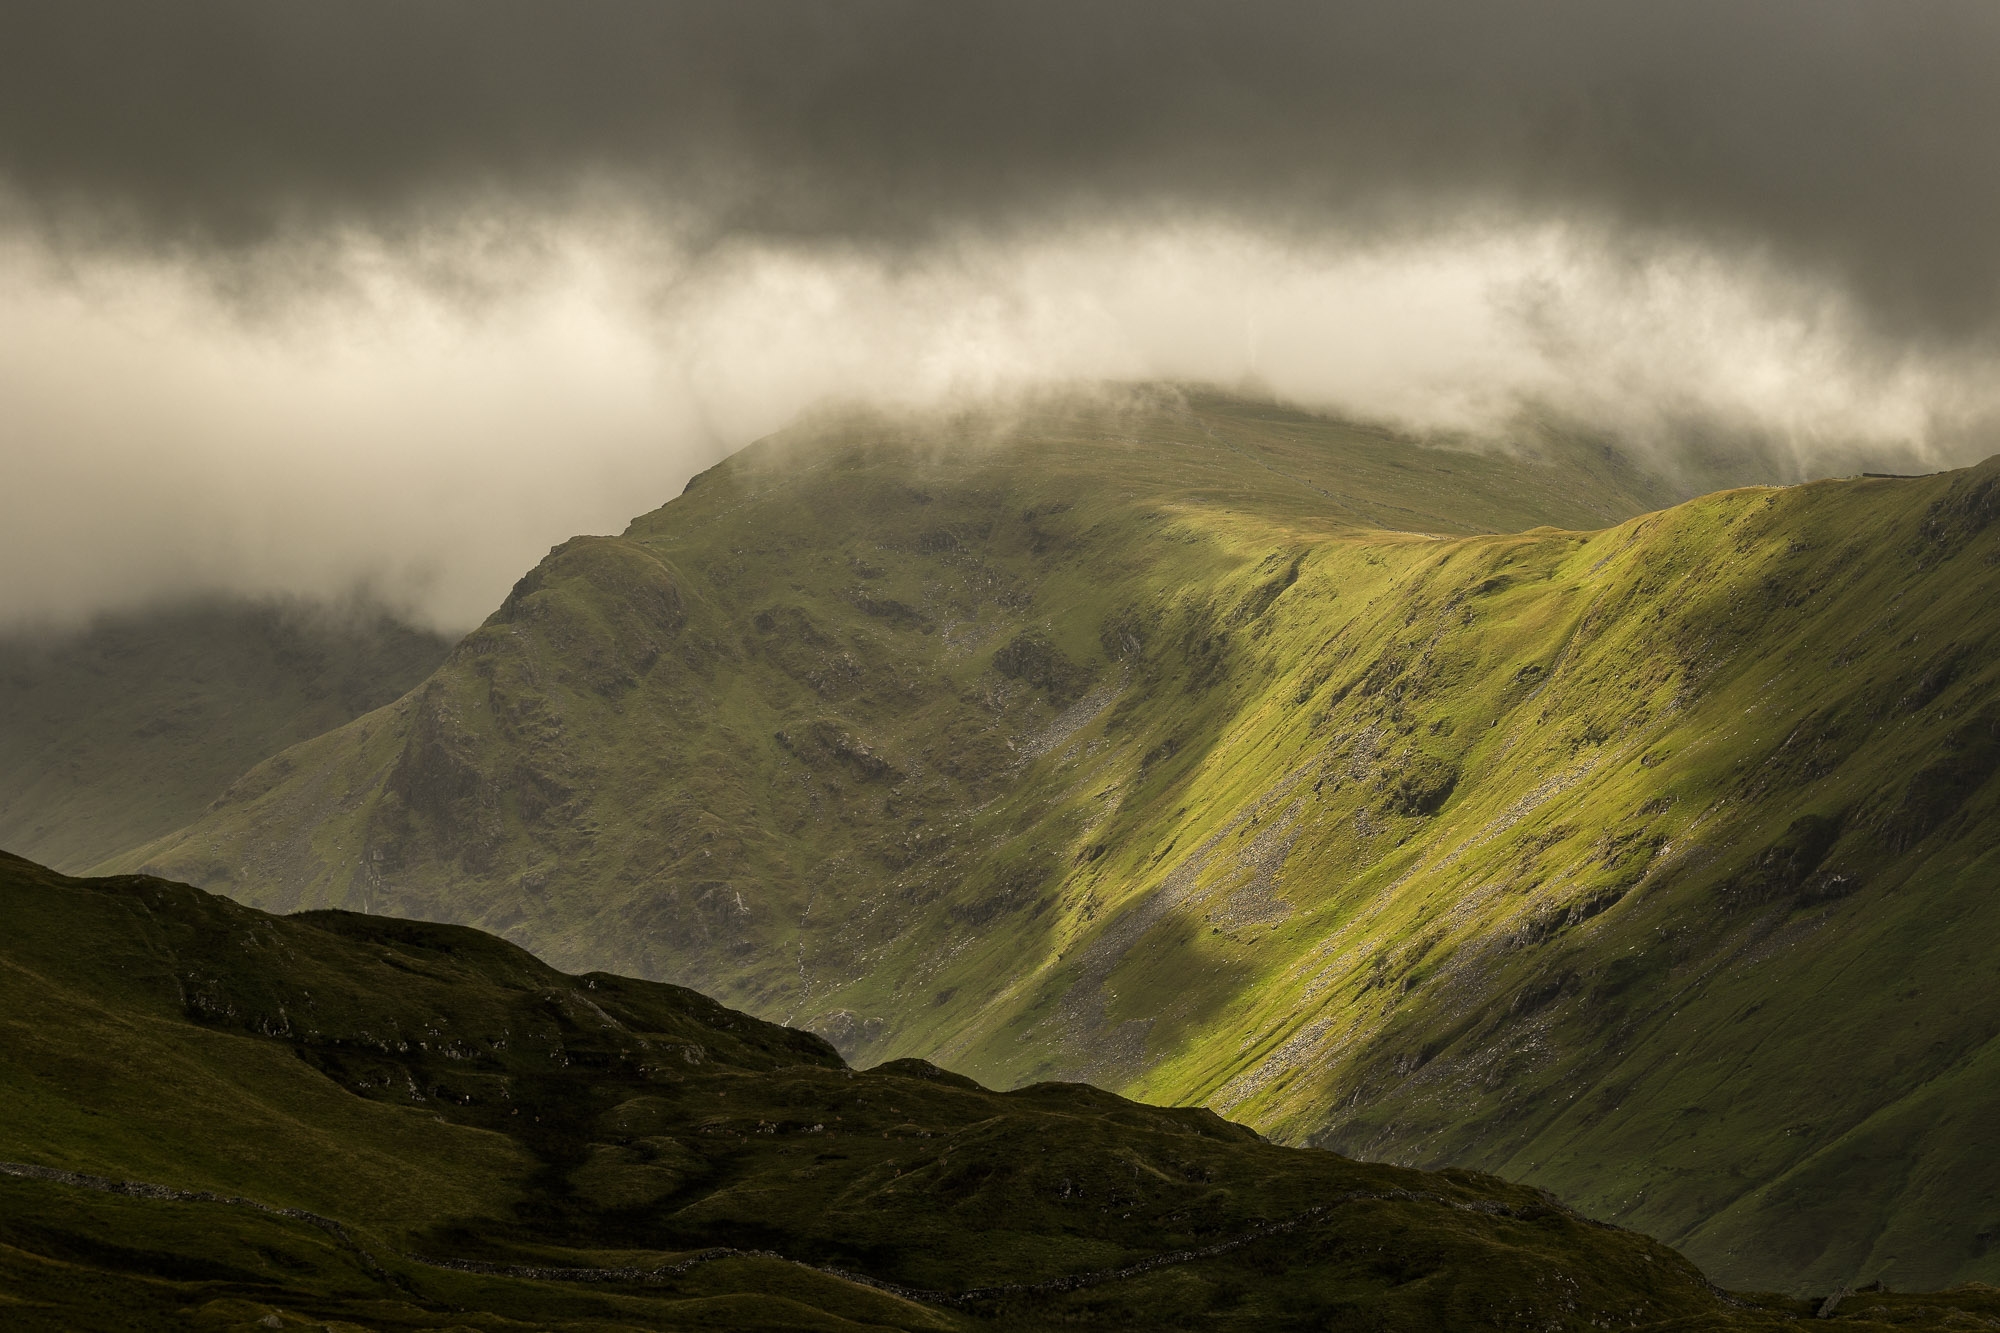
0,597,450,873
92,389,2000,1294
11,4,2000,1326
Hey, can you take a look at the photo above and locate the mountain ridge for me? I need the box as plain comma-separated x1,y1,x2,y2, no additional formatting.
104,388,2000,1292
17,847,1948,1331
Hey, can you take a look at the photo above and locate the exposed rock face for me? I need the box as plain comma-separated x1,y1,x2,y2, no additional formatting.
993,631,1093,707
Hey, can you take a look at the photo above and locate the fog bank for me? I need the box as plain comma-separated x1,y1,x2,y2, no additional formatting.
6,217,1992,630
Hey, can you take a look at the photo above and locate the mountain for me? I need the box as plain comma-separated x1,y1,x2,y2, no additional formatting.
108,387,2000,1293
0,596,452,871
104,388,1675,978
10,850,1997,1331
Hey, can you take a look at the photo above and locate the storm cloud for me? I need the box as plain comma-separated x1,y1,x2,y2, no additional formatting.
4,2,1999,627
7,0,2000,342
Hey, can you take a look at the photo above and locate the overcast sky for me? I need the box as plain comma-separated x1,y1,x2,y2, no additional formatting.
6,0,2000,629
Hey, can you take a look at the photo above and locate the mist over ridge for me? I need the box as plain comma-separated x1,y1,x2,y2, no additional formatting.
5,1,2000,628
5,222,1990,632
11,7,2000,1315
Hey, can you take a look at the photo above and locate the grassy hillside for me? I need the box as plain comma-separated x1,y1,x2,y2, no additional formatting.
114,387,2000,1293
17,850,1964,1332
0,596,451,871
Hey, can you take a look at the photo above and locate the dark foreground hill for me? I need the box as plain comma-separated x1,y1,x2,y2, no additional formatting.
0,596,450,872
111,388,2000,1292
6,851,1996,1332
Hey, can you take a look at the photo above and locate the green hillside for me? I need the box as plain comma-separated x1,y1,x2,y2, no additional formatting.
111,388,2000,1293
18,850,1966,1332
0,597,451,871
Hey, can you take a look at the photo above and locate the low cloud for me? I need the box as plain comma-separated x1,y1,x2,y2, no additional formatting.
5,216,1992,632
2,229,708,630
8,3,2000,630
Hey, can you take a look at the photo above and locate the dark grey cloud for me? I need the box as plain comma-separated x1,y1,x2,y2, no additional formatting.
4,1,2000,345
5,1,1999,633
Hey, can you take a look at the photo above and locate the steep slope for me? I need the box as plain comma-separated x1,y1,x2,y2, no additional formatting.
112,389,1670,968
7,850,1922,1332
1062,459,2000,1295
0,596,451,870
117,388,2000,1292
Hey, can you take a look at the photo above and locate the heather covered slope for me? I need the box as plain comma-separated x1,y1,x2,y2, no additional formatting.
3,851,1908,1332
0,597,450,871
114,389,2000,1291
